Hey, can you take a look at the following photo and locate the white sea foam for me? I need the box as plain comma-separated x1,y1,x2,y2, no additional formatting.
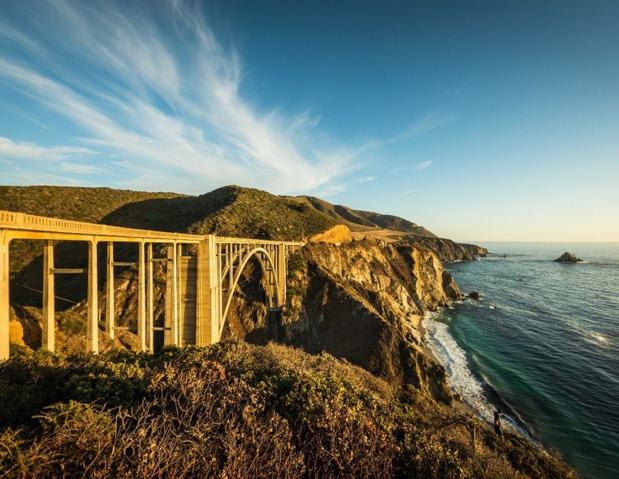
423,313,495,421
422,312,528,436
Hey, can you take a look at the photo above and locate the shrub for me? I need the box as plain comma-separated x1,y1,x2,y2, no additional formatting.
0,341,576,479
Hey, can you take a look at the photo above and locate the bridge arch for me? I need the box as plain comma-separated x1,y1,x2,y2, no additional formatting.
220,246,281,336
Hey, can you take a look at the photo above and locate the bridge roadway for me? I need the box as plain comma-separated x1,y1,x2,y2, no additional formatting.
0,210,303,359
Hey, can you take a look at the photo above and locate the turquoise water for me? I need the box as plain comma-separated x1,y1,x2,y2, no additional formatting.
424,243,619,479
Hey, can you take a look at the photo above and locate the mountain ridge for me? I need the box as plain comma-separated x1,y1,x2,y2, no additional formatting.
0,184,486,255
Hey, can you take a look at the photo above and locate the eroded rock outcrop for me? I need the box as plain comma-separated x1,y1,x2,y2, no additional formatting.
280,238,458,403
554,252,583,263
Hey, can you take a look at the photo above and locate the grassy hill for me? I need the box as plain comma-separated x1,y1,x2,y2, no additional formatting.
1,185,449,243
182,186,336,240
0,185,187,225
0,185,338,241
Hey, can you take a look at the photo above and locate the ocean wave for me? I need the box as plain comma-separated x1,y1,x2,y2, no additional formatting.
422,312,532,437
423,314,495,421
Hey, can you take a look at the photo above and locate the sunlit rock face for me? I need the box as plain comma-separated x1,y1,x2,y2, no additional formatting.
278,238,459,403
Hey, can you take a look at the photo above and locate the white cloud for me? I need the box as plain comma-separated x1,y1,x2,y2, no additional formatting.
0,0,360,195
358,176,376,182
0,137,96,161
59,162,106,175
0,1,453,196
416,160,433,170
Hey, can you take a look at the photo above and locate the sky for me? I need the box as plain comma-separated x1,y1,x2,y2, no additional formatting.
1,0,618,242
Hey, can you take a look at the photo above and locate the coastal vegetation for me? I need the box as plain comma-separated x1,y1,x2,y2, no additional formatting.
0,341,574,478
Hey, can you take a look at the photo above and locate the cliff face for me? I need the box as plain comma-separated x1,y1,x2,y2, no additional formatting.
279,238,459,403
404,237,488,262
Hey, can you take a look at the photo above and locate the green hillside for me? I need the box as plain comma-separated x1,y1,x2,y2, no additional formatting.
0,186,187,225
183,186,337,240
0,185,338,241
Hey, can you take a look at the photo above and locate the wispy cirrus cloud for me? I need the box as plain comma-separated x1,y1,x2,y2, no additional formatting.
416,160,433,170
0,0,357,194
0,137,96,162
0,1,452,196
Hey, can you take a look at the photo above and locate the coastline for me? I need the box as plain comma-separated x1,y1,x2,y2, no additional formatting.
419,309,475,418
417,312,440,365
421,296,544,444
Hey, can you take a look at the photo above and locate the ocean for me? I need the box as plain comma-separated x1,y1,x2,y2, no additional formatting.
423,242,619,479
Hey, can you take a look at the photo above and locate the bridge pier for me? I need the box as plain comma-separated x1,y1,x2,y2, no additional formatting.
277,243,287,308
42,241,55,352
147,243,154,351
87,239,99,353
165,244,179,346
0,233,9,359
106,243,115,340
197,236,220,346
137,241,146,351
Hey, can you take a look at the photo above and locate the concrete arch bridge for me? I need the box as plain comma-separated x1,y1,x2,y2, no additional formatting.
0,210,303,359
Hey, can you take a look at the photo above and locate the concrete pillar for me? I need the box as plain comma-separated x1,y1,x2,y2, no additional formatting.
147,243,154,351
137,241,146,351
176,243,182,346
87,239,99,353
164,244,179,345
106,242,115,339
277,243,287,307
0,234,9,360
196,236,220,345
42,240,55,351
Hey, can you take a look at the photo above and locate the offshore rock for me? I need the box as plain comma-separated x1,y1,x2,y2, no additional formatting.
554,252,583,263
280,238,459,403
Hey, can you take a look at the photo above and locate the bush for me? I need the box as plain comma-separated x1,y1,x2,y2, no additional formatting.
0,341,576,479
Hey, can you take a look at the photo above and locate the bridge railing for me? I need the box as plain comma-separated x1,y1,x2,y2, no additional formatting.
0,210,204,242
215,236,305,247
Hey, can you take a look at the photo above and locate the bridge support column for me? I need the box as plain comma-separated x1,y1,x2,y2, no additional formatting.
42,241,55,352
0,234,9,359
137,241,146,351
147,243,154,351
165,243,179,346
196,235,220,346
87,239,99,353
106,242,115,340
277,243,286,307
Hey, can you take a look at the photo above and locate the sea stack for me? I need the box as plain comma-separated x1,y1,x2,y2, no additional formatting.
554,252,583,263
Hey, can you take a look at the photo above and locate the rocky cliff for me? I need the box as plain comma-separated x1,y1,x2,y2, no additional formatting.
403,236,488,262
275,238,459,403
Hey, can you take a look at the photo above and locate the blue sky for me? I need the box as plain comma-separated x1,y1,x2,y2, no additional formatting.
1,0,618,242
